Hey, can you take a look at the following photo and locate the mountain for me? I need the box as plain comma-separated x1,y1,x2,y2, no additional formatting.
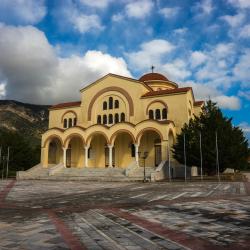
0,100,49,146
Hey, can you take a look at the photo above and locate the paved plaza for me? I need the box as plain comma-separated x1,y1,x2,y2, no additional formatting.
0,180,250,249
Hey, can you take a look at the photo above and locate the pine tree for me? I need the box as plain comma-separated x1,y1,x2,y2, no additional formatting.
173,100,249,175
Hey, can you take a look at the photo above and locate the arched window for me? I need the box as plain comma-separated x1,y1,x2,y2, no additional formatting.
114,100,119,109
103,101,107,110
115,113,119,123
155,109,161,120
109,114,113,124
120,113,125,122
97,115,101,124
68,118,73,128
103,115,107,125
109,97,113,109
162,108,167,119
63,119,67,128
149,110,154,119
73,117,77,126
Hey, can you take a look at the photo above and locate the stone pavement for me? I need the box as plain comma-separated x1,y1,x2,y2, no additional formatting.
0,180,249,249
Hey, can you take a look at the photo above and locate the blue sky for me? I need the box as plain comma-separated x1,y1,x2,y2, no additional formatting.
0,0,249,141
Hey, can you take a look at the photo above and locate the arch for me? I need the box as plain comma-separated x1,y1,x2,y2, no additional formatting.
63,133,85,148
103,101,107,110
121,112,125,122
162,108,167,119
73,117,77,126
68,118,73,128
155,109,161,120
103,114,107,125
109,114,113,124
114,100,119,109
109,96,113,109
97,115,101,124
149,110,154,119
146,100,168,115
86,131,109,146
114,113,119,123
43,134,63,148
88,87,134,121
61,110,77,123
110,129,136,145
136,127,163,144
63,118,67,128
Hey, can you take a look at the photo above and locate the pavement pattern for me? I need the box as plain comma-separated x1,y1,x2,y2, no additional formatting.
0,180,249,249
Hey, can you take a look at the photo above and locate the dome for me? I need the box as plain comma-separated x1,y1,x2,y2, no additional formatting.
139,72,168,82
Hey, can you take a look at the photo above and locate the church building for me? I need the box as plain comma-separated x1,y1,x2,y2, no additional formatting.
18,72,204,181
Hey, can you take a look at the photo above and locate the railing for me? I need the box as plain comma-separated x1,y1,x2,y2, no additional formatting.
48,163,64,176
125,161,138,177
151,160,167,181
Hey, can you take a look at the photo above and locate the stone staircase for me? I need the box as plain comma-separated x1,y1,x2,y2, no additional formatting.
16,163,50,180
17,162,168,182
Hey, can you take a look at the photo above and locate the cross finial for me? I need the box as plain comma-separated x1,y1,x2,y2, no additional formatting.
151,65,155,73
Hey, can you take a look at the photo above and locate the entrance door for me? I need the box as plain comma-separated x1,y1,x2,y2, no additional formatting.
155,145,162,167
66,146,71,168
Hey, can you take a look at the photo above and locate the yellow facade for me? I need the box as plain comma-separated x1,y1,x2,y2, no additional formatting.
41,72,203,169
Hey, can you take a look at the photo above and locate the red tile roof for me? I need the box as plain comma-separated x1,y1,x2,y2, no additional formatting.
141,87,192,97
50,101,81,110
139,72,168,82
194,101,205,106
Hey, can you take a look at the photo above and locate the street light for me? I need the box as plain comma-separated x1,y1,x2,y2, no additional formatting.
138,151,149,182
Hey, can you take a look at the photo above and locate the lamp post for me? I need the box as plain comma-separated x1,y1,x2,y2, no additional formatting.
138,151,149,182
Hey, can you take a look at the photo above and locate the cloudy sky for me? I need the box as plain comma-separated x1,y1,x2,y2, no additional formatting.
0,0,249,140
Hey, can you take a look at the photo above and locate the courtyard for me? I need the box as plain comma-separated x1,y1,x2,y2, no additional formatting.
0,180,250,250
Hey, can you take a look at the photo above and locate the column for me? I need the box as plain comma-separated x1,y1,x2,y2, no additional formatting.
63,147,67,167
108,145,113,168
161,140,168,161
84,146,89,167
135,144,139,167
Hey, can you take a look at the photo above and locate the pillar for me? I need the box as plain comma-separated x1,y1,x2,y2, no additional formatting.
161,140,168,161
84,146,89,167
63,147,67,167
108,145,113,168
135,144,139,167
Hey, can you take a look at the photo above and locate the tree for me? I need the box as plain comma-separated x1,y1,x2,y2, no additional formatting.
173,100,249,175
0,129,40,176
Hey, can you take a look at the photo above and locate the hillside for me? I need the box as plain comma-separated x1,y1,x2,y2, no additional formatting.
0,100,49,146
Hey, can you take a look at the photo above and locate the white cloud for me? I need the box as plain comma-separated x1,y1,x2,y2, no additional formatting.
159,7,179,18
125,0,154,19
228,0,250,9
233,50,250,83
162,60,191,81
0,0,46,24
239,122,250,132
190,51,207,68
238,90,250,100
0,24,131,104
194,0,214,15
239,24,250,38
221,13,245,27
126,39,175,70
239,122,250,143
213,95,241,110
112,13,124,22
72,14,104,33
79,0,113,8
54,0,104,34
0,82,6,98
173,28,188,35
